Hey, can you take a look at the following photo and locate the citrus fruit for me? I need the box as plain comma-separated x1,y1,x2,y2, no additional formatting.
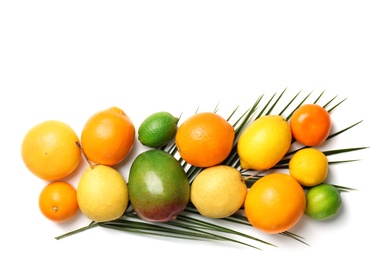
244,173,306,234
289,148,328,187
237,115,291,170
190,165,247,218
128,149,190,222
77,164,129,222
21,120,81,181
175,112,235,168
290,103,332,146
80,106,135,166
39,181,79,223
138,111,179,148
305,183,342,221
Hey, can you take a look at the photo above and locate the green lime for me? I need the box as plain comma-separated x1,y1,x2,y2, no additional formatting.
305,183,342,221
138,111,179,148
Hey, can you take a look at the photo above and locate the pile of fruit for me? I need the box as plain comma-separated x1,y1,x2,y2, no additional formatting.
20,91,365,249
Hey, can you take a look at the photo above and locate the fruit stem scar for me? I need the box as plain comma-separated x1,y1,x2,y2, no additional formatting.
52,206,58,213
75,141,95,169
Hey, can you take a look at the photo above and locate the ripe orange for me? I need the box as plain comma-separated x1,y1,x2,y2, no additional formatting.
81,107,135,166
175,112,235,168
39,181,79,223
290,103,332,146
244,173,306,234
21,120,81,181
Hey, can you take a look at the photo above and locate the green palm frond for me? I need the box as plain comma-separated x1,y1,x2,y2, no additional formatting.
55,89,367,250
286,90,313,121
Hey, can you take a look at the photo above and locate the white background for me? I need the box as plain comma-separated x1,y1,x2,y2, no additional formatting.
1,1,389,259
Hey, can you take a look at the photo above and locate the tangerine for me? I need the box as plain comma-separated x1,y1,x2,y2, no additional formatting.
244,173,306,234
21,120,81,181
80,107,135,166
39,181,79,223
175,112,235,168
290,103,332,146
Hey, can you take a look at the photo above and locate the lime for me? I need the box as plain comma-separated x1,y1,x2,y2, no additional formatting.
138,111,179,148
305,183,342,221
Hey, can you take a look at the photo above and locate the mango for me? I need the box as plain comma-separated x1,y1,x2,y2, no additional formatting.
128,149,190,222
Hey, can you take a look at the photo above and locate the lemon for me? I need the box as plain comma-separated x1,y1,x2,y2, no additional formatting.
305,183,342,221
237,115,291,170
138,111,179,148
190,165,247,218
289,148,328,187
77,165,129,222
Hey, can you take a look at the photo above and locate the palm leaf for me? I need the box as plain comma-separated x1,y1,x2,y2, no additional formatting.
286,90,313,121
55,89,366,250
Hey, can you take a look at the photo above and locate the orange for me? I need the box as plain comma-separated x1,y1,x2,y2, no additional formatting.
175,112,235,168
80,107,135,166
21,120,81,181
244,173,306,234
290,103,332,146
39,181,79,223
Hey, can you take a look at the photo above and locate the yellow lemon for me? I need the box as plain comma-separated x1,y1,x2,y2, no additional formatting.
237,115,291,170
190,165,247,218
289,148,328,187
